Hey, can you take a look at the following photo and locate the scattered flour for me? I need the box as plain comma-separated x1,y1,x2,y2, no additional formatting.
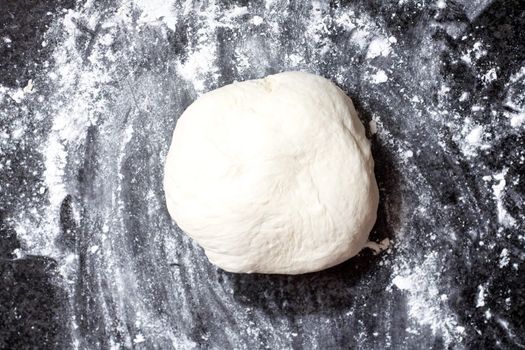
499,248,510,268
476,284,486,308
492,170,517,228
3,79,35,103
175,1,220,94
436,0,447,9
465,125,483,145
133,333,146,344
391,252,465,346
251,15,264,26
503,66,525,128
457,120,490,157
366,37,391,59
509,113,525,127
482,68,497,84
370,70,388,84
460,41,487,65
5,1,520,348
133,0,177,30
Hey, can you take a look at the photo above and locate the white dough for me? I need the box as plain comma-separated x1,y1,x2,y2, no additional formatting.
164,71,378,274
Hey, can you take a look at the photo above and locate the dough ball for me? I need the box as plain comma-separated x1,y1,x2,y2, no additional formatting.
164,71,378,274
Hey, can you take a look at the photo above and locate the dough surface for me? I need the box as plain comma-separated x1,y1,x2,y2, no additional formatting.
164,71,378,274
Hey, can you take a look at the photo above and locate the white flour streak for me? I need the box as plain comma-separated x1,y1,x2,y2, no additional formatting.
503,66,525,128
436,0,447,9
392,275,413,291
221,6,249,24
499,248,510,268
133,0,177,30
472,41,487,59
509,112,525,128
482,68,497,84
366,37,391,59
7,7,126,346
391,252,465,346
176,1,220,94
164,1,266,93
370,70,388,84
251,15,264,26
42,136,68,223
456,120,490,157
2,79,35,104
460,41,487,66
333,10,357,31
333,9,379,50
14,9,103,256
307,0,332,57
465,125,483,145
492,170,517,228
476,284,486,308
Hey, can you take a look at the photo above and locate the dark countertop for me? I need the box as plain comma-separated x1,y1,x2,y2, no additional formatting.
0,0,524,349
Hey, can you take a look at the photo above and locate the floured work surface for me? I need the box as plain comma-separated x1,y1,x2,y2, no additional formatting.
0,1,523,349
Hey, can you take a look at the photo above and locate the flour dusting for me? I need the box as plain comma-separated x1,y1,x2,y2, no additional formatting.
370,70,389,84
391,253,465,346
2,0,523,348
491,170,517,228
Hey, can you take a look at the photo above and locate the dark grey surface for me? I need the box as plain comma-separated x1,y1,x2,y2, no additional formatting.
0,0,524,349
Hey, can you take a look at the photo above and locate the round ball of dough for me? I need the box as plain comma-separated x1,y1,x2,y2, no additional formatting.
164,71,378,274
